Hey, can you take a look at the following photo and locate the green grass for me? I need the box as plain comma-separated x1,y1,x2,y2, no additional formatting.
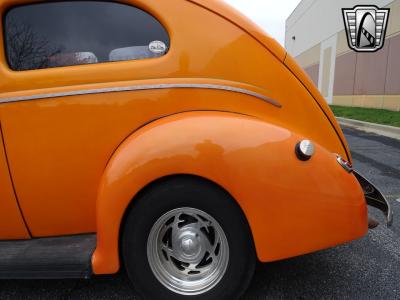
330,105,400,128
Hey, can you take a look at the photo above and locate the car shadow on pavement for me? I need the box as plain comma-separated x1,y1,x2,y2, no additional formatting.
0,231,398,299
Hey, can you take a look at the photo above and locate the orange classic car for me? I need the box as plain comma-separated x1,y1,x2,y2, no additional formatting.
0,0,392,299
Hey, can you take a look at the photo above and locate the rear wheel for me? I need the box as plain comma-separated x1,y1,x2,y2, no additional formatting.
122,176,256,300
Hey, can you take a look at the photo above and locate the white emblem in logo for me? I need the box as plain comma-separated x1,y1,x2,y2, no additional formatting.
342,5,390,52
149,40,167,54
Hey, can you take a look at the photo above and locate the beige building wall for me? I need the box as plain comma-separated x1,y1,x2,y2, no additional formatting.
321,48,332,98
299,44,320,86
296,43,321,68
289,0,400,112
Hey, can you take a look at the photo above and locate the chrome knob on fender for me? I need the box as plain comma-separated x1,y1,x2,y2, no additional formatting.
295,140,315,161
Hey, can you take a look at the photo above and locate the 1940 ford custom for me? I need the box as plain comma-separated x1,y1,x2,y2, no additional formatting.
0,0,392,299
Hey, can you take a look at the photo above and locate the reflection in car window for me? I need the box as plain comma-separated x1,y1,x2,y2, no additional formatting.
4,1,170,71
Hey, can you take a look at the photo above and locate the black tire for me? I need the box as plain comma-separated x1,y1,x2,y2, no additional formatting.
122,176,256,300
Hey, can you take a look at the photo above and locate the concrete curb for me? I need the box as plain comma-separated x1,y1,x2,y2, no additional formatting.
337,117,400,141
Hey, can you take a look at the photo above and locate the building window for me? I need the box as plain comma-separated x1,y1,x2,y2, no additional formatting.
4,1,170,71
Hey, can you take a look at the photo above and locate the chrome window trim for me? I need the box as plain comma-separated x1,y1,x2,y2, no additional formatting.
0,84,282,108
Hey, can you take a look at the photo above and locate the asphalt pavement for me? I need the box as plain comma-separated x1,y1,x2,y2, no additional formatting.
0,127,399,300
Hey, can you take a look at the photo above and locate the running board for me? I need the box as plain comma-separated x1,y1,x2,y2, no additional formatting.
0,234,96,279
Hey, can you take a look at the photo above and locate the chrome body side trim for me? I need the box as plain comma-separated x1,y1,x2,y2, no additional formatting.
0,84,282,108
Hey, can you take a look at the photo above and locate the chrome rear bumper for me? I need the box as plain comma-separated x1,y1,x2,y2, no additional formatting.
354,171,393,227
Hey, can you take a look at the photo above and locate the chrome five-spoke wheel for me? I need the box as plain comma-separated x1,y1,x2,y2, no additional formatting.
147,207,229,295
122,177,255,300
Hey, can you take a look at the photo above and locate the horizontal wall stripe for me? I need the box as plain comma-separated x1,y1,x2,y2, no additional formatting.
333,95,400,112
0,83,282,108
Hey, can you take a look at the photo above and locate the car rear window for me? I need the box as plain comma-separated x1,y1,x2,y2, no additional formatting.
3,1,170,71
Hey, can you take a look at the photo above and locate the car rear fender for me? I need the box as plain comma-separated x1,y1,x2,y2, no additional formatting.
92,111,367,274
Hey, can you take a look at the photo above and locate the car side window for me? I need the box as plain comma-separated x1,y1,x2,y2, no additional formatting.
3,1,170,71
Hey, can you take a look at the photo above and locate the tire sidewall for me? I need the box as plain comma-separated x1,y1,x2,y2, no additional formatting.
122,178,256,300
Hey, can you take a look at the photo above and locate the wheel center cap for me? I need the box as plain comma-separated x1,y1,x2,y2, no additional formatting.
180,235,200,256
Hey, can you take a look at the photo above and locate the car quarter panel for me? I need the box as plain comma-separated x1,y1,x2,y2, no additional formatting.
0,0,348,237
0,76,347,237
92,112,367,274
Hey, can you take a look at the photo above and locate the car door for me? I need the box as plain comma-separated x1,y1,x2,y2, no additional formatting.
0,126,30,239
0,0,171,237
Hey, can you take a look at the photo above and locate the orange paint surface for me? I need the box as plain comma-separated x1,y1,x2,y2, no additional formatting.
0,0,366,275
93,112,367,274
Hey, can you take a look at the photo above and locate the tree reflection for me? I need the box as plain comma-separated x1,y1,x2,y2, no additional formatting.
5,19,62,71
